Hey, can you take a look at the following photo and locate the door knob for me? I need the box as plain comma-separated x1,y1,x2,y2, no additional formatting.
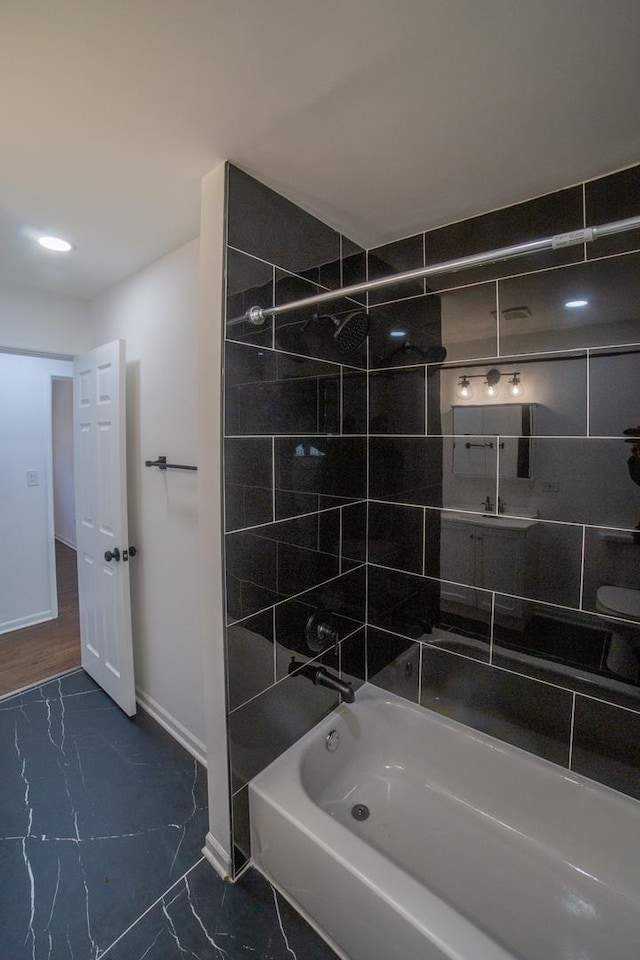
123,546,137,562
104,548,121,562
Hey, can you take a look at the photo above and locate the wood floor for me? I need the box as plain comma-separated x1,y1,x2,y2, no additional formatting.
0,540,81,697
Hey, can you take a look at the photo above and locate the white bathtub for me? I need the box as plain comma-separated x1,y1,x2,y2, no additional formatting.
249,683,640,960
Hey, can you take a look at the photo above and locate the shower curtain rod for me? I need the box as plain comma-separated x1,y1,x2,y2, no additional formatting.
231,213,640,328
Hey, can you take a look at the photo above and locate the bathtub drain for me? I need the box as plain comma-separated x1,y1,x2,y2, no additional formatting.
351,803,370,821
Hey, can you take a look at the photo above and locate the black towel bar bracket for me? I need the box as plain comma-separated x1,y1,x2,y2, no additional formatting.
145,455,197,472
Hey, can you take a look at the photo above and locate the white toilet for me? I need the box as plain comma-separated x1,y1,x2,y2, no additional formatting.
597,586,640,682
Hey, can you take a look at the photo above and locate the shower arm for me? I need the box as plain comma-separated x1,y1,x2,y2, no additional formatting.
227,213,640,328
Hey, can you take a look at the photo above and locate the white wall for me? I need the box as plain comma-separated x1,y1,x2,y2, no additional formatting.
90,238,205,755
0,353,73,633
0,281,91,357
198,164,231,877
52,378,75,547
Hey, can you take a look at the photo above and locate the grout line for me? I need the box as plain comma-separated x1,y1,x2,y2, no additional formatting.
224,337,365,373
340,366,344,435
422,508,427,577
339,507,343,576
229,623,365,717
578,526,586,609
417,641,423,704
495,279,501,357
568,693,576,769
489,593,496,666
366,498,639,535
226,499,367,536
97,858,205,959
582,182,588,262
494,435,501,516
339,234,343,288
272,606,277,685
586,347,591,436
271,437,276,522
227,564,367,630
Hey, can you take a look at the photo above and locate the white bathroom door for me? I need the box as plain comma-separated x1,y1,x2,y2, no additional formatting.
73,340,136,716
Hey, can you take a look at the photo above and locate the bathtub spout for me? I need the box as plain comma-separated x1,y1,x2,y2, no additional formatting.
314,667,355,703
288,658,355,703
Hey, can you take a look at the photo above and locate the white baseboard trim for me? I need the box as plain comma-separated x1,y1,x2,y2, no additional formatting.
203,833,232,880
55,536,77,550
135,686,207,767
0,610,53,635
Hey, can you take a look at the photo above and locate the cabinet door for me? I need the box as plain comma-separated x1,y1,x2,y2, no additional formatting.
478,528,525,616
440,521,478,606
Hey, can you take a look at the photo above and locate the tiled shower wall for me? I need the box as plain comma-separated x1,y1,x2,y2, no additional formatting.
223,166,368,873
366,163,640,802
222,161,640,873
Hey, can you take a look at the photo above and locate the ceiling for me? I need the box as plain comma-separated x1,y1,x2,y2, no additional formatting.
2,0,640,299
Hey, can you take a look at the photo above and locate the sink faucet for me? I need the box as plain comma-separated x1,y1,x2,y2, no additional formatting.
288,657,355,703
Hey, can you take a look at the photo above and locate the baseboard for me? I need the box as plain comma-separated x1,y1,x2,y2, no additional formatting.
202,832,232,880
0,610,53,635
135,686,207,767
55,536,77,550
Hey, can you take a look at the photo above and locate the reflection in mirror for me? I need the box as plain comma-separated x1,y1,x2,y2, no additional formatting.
498,252,640,355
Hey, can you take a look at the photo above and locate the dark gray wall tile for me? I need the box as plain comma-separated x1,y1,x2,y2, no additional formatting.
572,697,640,799
367,234,424,305
585,164,640,258
369,437,444,506
498,254,640,356
368,502,424,573
369,367,425,434
226,247,273,347
228,165,340,275
424,186,583,290
367,626,420,701
224,438,273,531
369,297,442,369
276,437,367,509
228,658,339,790
420,646,573,765
589,346,640,437
227,610,274,711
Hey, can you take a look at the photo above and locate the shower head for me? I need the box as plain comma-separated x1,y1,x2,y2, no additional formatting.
315,310,369,356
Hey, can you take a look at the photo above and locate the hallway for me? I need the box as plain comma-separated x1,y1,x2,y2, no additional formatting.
0,541,81,697
0,669,338,959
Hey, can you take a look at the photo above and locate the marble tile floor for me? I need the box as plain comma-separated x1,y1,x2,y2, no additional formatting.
0,668,339,960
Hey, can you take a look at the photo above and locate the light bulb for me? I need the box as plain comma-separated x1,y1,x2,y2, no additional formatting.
483,380,498,398
508,374,524,397
456,377,473,400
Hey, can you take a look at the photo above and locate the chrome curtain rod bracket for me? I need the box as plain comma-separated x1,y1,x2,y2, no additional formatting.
232,214,640,328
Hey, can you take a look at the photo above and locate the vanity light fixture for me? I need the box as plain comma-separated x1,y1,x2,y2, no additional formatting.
564,299,588,308
456,367,523,401
390,330,407,337
37,235,73,253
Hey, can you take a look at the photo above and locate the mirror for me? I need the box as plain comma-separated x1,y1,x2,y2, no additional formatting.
451,403,534,478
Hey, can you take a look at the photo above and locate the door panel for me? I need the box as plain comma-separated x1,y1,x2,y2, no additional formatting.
73,340,135,715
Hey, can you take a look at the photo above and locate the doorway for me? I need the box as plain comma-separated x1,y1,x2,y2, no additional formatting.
0,355,80,697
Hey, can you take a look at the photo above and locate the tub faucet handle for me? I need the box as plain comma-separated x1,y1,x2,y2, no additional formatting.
306,611,340,655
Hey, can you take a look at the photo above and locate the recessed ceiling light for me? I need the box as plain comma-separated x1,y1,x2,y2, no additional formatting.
390,330,407,337
565,299,588,308
38,235,73,253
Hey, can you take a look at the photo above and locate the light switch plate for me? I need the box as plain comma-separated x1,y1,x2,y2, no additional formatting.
26,470,40,486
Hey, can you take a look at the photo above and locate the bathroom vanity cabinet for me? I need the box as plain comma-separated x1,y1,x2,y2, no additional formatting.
440,513,538,619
